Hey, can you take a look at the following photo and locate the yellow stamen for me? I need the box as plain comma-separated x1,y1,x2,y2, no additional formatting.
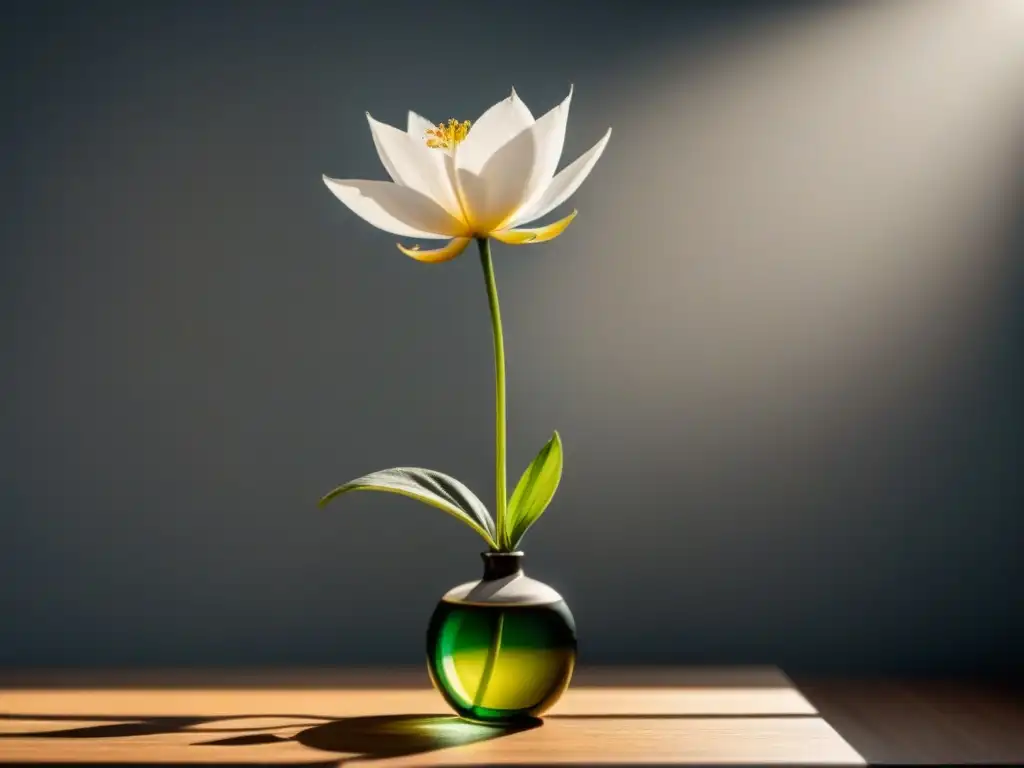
424,118,471,150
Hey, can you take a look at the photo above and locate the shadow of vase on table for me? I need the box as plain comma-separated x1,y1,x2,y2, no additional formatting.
0,711,540,763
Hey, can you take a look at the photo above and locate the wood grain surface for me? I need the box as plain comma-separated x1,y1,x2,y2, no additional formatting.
0,667,865,765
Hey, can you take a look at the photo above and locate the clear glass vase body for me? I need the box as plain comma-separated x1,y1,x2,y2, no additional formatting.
426,552,576,723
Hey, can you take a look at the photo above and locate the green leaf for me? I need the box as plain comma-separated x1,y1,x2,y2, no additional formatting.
319,467,497,549
505,431,563,550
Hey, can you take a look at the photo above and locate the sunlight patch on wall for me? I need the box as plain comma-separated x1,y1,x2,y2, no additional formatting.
511,0,1024,474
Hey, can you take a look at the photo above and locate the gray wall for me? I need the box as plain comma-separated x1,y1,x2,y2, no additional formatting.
2,0,1022,674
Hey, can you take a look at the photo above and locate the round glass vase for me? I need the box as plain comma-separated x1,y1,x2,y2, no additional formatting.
426,552,577,723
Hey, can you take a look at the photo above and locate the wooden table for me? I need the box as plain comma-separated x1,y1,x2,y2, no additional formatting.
0,667,865,765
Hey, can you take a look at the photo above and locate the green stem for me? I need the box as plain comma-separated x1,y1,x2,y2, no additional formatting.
472,612,505,709
478,237,507,550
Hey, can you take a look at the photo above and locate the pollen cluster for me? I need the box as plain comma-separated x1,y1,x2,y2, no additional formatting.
425,118,471,150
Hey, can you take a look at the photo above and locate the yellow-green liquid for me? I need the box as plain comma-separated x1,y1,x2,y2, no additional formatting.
426,599,576,723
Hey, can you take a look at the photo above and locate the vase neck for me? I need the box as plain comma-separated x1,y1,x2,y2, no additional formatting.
481,551,523,581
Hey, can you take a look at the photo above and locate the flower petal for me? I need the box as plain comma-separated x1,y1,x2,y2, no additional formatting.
367,113,463,219
407,110,435,139
322,177,465,238
396,236,472,263
456,89,534,177
509,127,612,228
454,123,539,233
491,210,578,245
508,86,573,226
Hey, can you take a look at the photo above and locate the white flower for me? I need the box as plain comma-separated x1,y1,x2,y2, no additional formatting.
322,86,612,263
